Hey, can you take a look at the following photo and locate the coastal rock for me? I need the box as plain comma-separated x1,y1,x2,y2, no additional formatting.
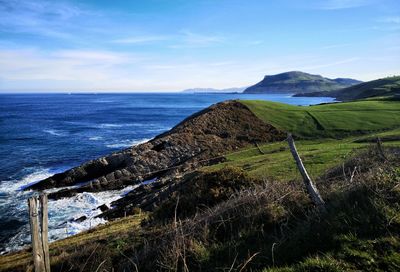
27,101,286,200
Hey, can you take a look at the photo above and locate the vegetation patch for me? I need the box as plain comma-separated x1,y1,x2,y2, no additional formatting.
240,100,400,138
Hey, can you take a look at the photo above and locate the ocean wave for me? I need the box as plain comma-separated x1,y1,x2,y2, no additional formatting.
45,187,136,239
106,138,151,148
97,123,168,129
1,175,137,253
92,100,115,103
88,136,103,141
43,129,65,136
0,168,54,193
98,123,124,128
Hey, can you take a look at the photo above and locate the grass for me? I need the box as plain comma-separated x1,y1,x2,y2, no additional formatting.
203,128,400,180
0,214,145,271
332,76,400,101
2,144,400,272
138,147,400,271
240,100,400,138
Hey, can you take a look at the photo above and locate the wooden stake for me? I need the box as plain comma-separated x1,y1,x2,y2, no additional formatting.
287,133,325,208
39,194,51,272
254,141,265,155
28,197,45,272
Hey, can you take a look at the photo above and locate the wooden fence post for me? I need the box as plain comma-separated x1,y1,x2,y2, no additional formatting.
287,133,325,208
28,196,45,272
39,194,51,272
28,194,51,272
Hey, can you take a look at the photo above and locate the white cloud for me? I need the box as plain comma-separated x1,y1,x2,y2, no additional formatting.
111,35,170,44
0,48,139,83
0,0,101,40
169,31,225,48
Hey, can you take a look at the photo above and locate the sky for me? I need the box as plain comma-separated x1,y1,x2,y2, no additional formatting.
0,0,399,92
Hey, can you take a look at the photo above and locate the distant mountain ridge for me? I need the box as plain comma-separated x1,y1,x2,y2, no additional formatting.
244,71,362,94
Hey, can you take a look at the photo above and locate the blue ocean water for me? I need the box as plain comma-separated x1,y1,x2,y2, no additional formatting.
0,93,334,253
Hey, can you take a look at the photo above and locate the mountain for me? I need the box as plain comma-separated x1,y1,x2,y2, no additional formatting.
294,76,400,101
243,71,362,94
182,87,246,93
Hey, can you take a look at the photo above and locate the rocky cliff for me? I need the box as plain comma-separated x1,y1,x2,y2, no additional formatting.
26,101,285,217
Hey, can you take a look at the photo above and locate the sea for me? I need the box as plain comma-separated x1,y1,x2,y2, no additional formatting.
0,93,335,253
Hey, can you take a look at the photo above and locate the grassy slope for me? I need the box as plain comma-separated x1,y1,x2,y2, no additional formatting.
204,129,400,181
241,100,400,138
296,76,400,101
332,76,400,101
0,215,145,271
206,99,400,180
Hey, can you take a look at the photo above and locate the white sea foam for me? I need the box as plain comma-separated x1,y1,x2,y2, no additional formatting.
1,166,138,254
106,138,151,148
89,136,103,141
93,100,114,103
43,129,65,136
98,123,124,128
1,168,54,193
98,123,166,129
47,185,136,238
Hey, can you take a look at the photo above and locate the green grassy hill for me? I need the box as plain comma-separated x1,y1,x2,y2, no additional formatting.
333,76,400,101
241,99,400,138
295,76,400,101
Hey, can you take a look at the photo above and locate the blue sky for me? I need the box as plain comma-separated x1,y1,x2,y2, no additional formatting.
0,0,399,92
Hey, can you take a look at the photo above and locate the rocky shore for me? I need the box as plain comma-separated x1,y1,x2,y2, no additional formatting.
26,100,285,219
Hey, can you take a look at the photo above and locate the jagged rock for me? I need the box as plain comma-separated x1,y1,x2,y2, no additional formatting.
98,204,109,212
74,215,87,223
27,101,286,203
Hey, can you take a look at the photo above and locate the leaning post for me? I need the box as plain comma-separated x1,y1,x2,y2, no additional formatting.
39,194,51,272
287,133,325,208
28,194,51,272
28,196,45,272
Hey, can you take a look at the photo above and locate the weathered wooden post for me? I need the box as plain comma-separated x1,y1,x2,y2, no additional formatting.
287,133,325,208
39,194,50,272
28,196,45,272
28,194,50,272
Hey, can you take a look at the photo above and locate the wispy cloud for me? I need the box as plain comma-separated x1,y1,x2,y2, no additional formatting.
0,0,93,39
316,0,373,10
110,31,225,48
301,57,360,70
111,35,170,44
169,31,225,48
0,48,140,82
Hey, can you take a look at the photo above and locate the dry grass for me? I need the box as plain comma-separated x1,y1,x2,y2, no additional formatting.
0,214,145,272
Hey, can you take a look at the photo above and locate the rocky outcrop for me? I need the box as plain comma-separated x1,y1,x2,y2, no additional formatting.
26,101,286,201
